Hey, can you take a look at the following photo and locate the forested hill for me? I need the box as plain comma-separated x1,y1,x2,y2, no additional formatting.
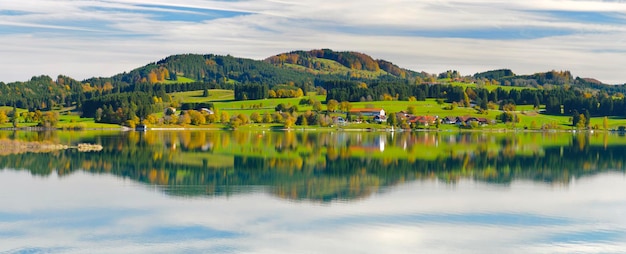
0,49,419,111
79,50,418,93
2,48,626,113
265,49,424,80
473,69,615,91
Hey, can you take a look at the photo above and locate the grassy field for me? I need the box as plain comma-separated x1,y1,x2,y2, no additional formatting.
170,89,234,103
159,76,195,84
56,114,122,129
162,88,626,131
169,90,326,115
5,82,626,131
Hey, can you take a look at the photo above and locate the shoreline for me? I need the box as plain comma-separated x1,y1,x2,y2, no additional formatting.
0,125,614,134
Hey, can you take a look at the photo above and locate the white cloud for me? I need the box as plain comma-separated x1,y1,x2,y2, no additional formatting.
0,0,625,83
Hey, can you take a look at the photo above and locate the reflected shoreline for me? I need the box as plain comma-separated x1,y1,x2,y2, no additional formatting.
0,130,624,202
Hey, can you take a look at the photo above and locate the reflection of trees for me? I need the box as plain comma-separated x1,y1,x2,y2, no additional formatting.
1,131,626,202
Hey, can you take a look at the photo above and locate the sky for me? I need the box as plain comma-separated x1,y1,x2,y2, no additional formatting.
1,0,626,84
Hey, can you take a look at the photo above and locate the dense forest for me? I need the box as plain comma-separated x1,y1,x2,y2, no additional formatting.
2,49,626,126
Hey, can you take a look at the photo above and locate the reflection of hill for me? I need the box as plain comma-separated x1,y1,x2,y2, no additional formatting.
0,131,625,202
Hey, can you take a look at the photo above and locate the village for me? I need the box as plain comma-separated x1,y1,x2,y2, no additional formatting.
335,108,492,129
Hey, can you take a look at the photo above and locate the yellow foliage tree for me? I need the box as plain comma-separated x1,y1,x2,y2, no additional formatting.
0,111,7,124
148,72,158,84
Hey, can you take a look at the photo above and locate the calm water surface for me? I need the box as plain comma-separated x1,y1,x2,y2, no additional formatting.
1,131,626,253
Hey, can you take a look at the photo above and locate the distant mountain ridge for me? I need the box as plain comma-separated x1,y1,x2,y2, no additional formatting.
473,69,609,88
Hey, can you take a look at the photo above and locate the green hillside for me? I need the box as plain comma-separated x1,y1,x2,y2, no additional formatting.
265,49,424,80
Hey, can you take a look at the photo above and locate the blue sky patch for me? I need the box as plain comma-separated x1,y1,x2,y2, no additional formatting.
534,10,626,24
86,4,249,23
0,10,33,16
544,229,624,244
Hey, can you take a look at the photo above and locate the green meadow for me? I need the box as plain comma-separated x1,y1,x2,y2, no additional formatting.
4,84,626,131
162,88,626,131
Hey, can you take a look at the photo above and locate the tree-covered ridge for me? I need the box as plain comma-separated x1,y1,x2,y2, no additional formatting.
265,49,423,80
473,69,626,94
0,75,85,110
474,69,515,80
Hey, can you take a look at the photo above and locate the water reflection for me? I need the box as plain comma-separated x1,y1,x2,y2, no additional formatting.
0,131,625,202
1,171,625,253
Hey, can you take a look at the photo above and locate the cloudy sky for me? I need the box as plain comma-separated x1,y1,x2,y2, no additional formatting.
1,0,626,83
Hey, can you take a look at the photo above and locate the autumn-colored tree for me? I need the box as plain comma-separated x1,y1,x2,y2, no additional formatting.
220,112,230,123
148,72,158,84
103,82,114,92
339,101,352,112
39,111,59,128
284,117,295,128
463,92,471,107
164,114,178,124
145,114,159,125
0,111,7,124
326,99,339,112
576,114,586,129
236,113,249,125
272,112,283,123
163,68,170,80
465,87,477,100
262,112,272,123
603,116,609,130
178,112,191,125
312,101,322,112
206,113,217,123
250,112,262,123
188,110,205,125
502,103,516,112
229,117,242,129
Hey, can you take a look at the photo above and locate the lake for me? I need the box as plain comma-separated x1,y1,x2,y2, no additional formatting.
1,130,626,253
